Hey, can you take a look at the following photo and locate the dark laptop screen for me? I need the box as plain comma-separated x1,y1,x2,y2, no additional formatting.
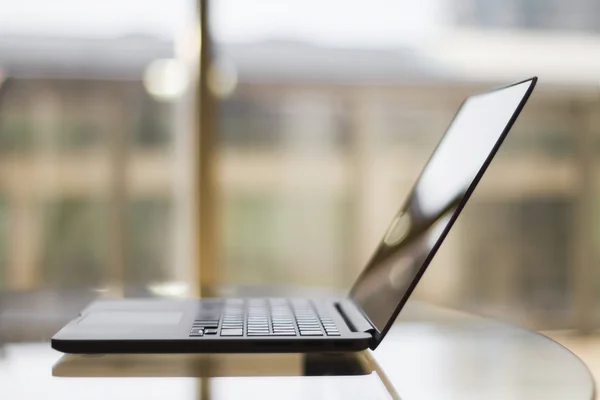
349,79,535,334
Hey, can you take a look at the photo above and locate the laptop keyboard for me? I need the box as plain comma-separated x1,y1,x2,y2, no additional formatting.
189,299,340,338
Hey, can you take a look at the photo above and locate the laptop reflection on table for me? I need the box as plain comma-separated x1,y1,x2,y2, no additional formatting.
52,352,375,378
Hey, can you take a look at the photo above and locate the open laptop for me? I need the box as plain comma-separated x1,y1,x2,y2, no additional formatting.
52,77,537,354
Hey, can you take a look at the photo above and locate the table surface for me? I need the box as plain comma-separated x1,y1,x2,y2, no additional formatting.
0,287,595,400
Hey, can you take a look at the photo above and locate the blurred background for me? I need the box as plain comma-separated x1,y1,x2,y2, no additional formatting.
1,0,600,336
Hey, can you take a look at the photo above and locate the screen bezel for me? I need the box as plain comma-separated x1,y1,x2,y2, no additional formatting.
348,77,538,349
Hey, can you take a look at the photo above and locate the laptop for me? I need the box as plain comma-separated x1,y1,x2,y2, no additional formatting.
52,77,537,354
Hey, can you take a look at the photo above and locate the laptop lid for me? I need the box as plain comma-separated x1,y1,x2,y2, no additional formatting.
349,78,537,348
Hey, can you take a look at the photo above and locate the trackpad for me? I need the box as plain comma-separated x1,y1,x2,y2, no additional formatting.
79,311,183,326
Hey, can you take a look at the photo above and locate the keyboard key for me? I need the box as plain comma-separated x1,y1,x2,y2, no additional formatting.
326,331,341,336
197,313,220,318
221,329,243,336
204,328,218,335
193,323,218,328
189,328,204,337
299,330,323,336
273,331,296,336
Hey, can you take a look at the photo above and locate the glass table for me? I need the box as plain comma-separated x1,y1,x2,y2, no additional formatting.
0,287,594,399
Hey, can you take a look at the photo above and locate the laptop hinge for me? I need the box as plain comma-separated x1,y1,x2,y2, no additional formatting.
335,299,376,334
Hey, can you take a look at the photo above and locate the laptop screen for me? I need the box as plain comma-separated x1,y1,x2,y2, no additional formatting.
349,79,536,336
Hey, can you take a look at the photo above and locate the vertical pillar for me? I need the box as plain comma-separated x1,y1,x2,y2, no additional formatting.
570,100,596,334
106,85,129,295
196,0,219,292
